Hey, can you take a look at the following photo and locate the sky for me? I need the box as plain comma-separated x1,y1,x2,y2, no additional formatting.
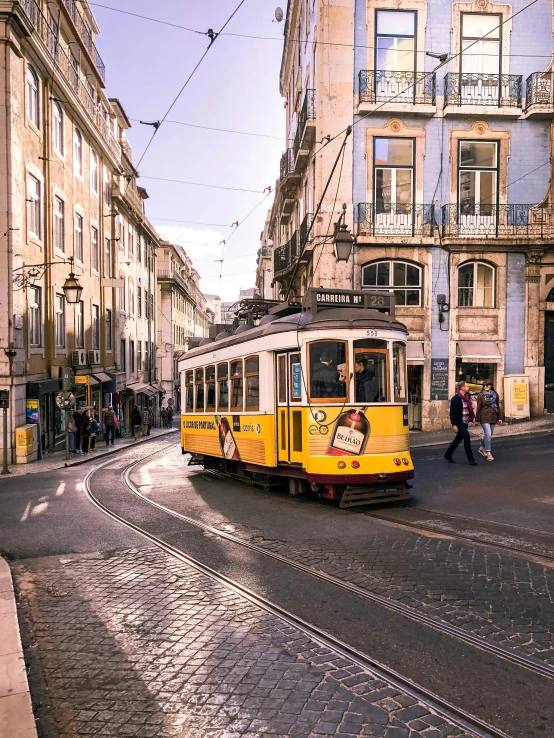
91,0,286,301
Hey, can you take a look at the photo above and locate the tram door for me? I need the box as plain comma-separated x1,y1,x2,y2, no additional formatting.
276,351,303,464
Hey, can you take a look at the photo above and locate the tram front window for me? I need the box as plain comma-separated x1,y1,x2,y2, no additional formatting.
309,341,347,401
354,340,389,403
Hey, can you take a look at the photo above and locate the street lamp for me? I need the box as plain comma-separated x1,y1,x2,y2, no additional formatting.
62,266,83,304
334,204,354,262
13,256,83,303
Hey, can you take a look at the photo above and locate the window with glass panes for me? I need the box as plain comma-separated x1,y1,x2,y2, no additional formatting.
461,14,501,76
91,226,99,272
459,140,498,216
104,237,112,278
75,300,84,348
55,293,65,348
458,261,495,307
54,196,64,252
106,309,113,350
90,149,98,193
92,304,100,349
374,138,414,213
375,10,416,73
361,259,422,306
52,101,64,154
26,66,39,128
120,338,126,371
73,128,82,177
29,286,41,347
130,339,135,372
27,174,41,238
74,213,83,261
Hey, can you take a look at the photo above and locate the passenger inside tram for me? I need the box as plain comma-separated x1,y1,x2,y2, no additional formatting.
354,340,389,403
309,342,347,399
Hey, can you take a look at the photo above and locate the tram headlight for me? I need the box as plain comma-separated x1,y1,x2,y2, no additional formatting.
337,461,346,469
351,460,360,469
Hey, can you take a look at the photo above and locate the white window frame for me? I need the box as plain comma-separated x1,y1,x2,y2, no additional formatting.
52,101,64,155
128,224,134,256
457,260,496,308
74,212,84,263
53,195,64,253
28,286,42,347
75,299,85,348
104,236,112,278
91,225,99,272
90,149,98,194
103,166,111,207
106,308,113,351
26,65,40,129
73,128,83,178
27,173,41,241
92,303,100,350
55,293,65,348
361,259,423,307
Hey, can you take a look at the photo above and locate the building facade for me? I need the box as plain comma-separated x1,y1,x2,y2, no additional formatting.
156,241,210,410
266,0,554,430
0,0,161,457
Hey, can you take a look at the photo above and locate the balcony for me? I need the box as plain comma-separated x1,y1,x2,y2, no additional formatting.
525,72,554,117
443,73,522,115
356,204,436,238
20,0,120,162
358,70,435,113
157,270,193,296
280,149,295,180
441,204,554,239
293,89,316,168
279,194,295,225
61,0,106,81
273,215,313,279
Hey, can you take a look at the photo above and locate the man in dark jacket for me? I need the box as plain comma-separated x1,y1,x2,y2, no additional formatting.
311,352,343,399
103,406,116,446
444,380,477,465
73,408,82,454
131,406,142,438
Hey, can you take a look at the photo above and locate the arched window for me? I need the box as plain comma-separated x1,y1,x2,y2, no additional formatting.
73,128,82,177
26,65,39,128
52,101,63,154
546,287,554,302
361,259,422,306
458,261,495,307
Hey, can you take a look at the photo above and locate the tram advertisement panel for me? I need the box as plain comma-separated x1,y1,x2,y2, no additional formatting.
182,414,274,466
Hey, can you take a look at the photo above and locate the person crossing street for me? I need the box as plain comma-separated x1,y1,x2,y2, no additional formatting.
444,380,477,466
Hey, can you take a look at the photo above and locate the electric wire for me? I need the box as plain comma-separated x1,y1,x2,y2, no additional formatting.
140,175,266,194
129,118,284,141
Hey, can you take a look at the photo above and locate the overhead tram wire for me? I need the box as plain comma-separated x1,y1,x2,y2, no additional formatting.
140,175,267,194
89,3,552,58
129,118,285,142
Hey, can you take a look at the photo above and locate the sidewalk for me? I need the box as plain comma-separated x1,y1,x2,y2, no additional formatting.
0,421,180,479
410,414,554,448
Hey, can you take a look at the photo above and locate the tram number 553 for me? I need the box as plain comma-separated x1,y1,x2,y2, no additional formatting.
366,329,378,337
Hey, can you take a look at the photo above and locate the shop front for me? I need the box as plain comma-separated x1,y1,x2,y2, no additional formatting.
407,341,424,430
455,341,502,395
26,379,63,453
74,375,101,416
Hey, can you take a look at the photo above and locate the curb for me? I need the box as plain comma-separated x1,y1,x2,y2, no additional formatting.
0,558,37,738
410,425,554,449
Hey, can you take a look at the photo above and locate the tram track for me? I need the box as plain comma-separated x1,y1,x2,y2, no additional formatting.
83,443,514,738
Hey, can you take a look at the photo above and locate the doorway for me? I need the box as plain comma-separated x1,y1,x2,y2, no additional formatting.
545,312,554,412
408,365,422,430
276,351,303,464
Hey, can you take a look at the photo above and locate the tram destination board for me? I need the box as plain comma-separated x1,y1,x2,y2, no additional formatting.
431,358,449,400
305,288,393,315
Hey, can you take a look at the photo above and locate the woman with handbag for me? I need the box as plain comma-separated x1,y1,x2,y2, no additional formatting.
476,380,502,461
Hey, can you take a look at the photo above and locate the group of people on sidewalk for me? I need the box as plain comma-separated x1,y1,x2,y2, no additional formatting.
445,380,502,465
68,408,105,455
131,404,174,439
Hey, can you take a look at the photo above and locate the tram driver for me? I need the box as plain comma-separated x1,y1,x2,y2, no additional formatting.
311,350,344,398
354,358,376,403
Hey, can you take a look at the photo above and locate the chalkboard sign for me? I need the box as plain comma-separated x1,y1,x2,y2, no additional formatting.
431,358,449,400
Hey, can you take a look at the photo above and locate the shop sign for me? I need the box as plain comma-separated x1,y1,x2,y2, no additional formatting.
513,383,528,403
430,358,449,401
26,399,39,424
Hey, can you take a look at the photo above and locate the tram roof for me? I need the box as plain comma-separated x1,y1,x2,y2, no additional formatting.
182,307,408,362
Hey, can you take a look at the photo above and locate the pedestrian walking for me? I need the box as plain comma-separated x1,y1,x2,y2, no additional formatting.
147,407,154,436
131,406,142,439
90,416,100,452
141,407,150,438
166,406,174,428
444,380,477,466
81,411,91,455
476,380,503,461
73,408,82,454
68,418,77,453
103,406,116,446
161,407,168,428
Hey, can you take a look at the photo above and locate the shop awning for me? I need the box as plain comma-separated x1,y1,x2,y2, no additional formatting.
407,341,425,363
150,384,166,394
89,376,99,386
27,379,60,397
127,382,157,397
93,373,112,383
141,386,158,398
456,341,501,360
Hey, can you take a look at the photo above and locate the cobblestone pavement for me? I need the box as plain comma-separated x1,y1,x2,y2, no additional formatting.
14,547,476,738
132,452,554,668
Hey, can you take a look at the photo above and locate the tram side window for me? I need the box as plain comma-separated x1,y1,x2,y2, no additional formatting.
217,363,229,411
185,371,194,412
245,356,259,411
205,365,216,411
308,341,347,401
393,342,407,403
353,339,389,403
195,368,205,412
230,360,243,411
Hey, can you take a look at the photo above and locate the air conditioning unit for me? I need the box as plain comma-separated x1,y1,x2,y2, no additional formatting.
71,350,86,366
87,350,100,365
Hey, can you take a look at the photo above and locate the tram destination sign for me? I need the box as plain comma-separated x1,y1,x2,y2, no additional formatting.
305,288,393,316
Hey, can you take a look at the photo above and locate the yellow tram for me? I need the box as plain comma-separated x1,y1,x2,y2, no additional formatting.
179,288,414,507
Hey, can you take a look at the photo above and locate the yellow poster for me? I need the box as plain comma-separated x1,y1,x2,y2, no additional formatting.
513,383,528,403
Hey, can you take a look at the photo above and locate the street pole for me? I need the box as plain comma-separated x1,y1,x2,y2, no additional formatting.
2,406,10,475
65,408,70,460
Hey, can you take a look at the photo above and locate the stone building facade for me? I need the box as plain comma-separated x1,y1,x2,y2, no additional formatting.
156,241,210,410
0,0,161,456
261,0,554,430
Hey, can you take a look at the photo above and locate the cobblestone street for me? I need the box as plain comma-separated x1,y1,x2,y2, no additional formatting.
14,547,475,738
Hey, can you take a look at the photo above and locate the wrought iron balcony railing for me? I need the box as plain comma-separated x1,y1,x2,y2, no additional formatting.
280,148,295,180
273,215,315,278
525,72,554,110
299,212,313,248
357,204,436,237
441,203,554,238
444,73,522,108
62,0,106,81
359,70,436,106
20,0,120,161
293,89,316,161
